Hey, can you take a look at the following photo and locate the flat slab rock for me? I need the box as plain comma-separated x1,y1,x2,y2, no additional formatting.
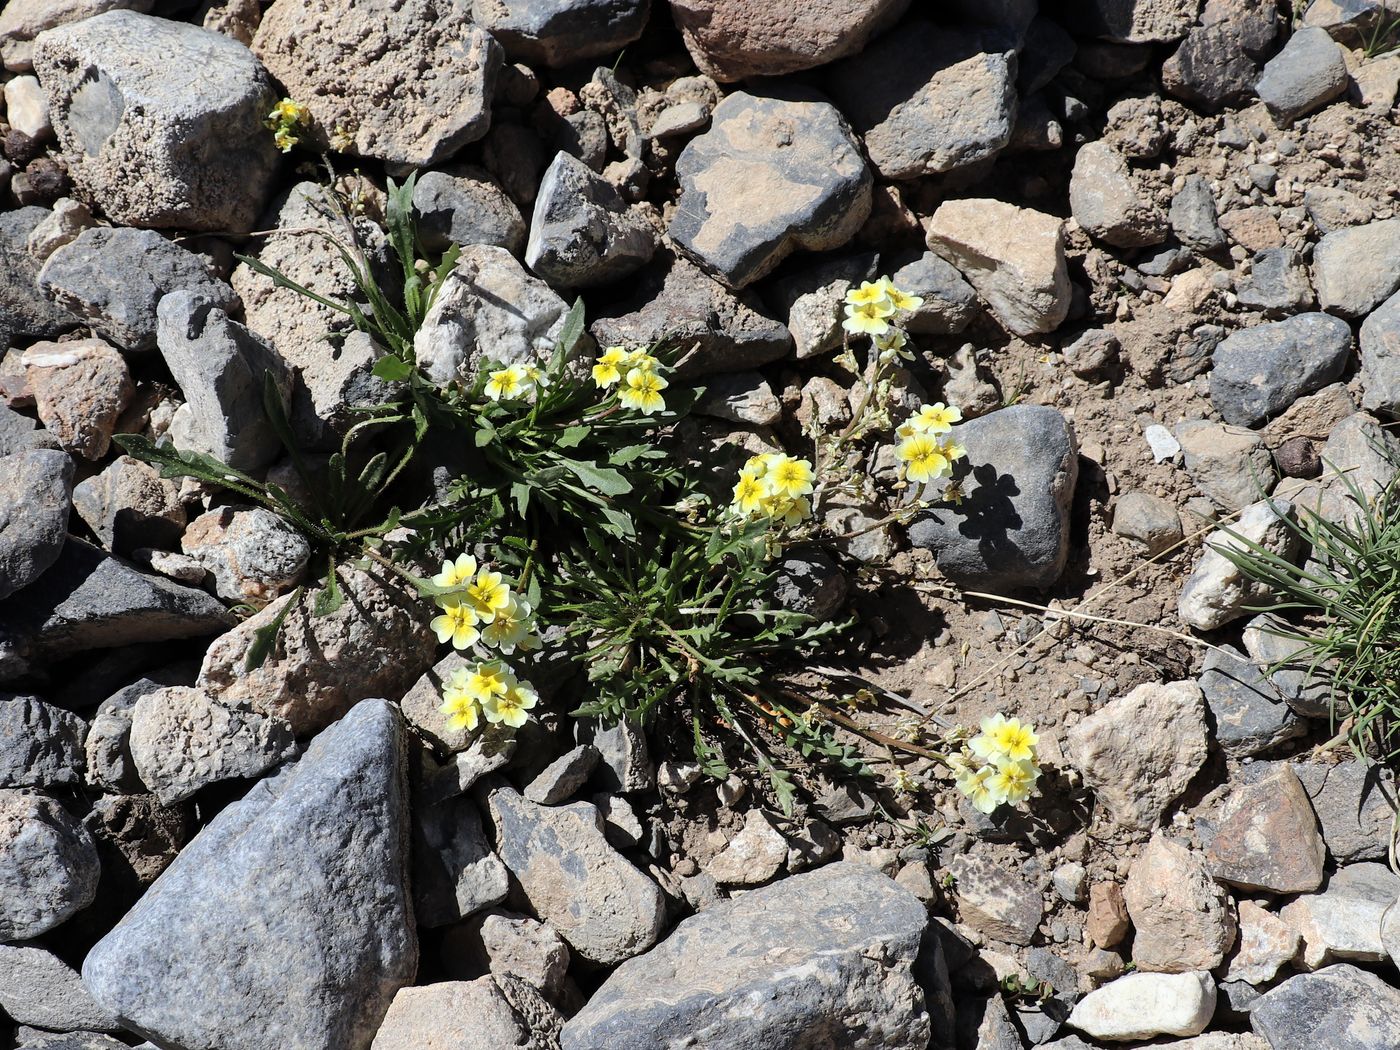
83,699,417,1050
1252,963,1400,1050
561,861,935,1050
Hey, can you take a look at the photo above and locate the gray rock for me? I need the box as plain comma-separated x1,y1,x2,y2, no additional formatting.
412,167,526,256
253,0,501,166
33,11,278,231
372,975,563,1050
1124,834,1237,973
1236,247,1314,315
561,861,935,1050
591,251,791,377
443,909,571,998
829,23,1015,180
180,506,310,604
71,455,185,556
0,693,85,789
0,945,118,1032
26,197,95,262
772,549,848,621
1293,760,1397,864
766,252,879,360
1064,0,1199,42
1252,964,1400,1050
413,244,572,387
128,686,296,805
575,718,652,794
472,0,648,67
1063,329,1120,380
1279,863,1398,968
1303,0,1394,45
86,672,191,794
156,290,292,473
413,793,508,928
13,1032,131,1050
1176,419,1276,512
891,252,980,335
705,808,789,886
1242,615,1336,718
420,734,520,805
1305,184,1375,233
951,854,1044,945
1359,286,1400,416
0,790,98,940
1313,217,1400,317
0,448,71,601
0,0,153,72
488,784,666,966
907,405,1078,591
1209,313,1352,427
1069,140,1168,248
670,90,870,288
1170,175,1228,253
1256,26,1349,124
525,744,601,805
1162,1,1279,110
694,372,782,425
0,206,76,349
37,227,236,353
1198,645,1304,757
0,404,42,458
1111,490,1182,555
526,151,655,289
1178,499,1301,630
83,699,417,1050
1205,763,1326,894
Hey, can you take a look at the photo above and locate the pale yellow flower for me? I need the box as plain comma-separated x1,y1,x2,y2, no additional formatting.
762,494,811,526
845,280,893,309
430,602,481,650
732,473,768,516
987,757,1040,808
619,367,668,414
896,433,951,484
439,687,481,732
874,328,912,361
877,276,924,312
907,403,963,435
483,678,538,728
940,436,968,464
957,763,1000,814
970,714,1039,763
432,553,478,592
484,364,529,401
841,300,894,337
765,455,815,499
452,661,511,704
592,346,630,388
480,594,540,654
625,349,659,371
464,570,511,624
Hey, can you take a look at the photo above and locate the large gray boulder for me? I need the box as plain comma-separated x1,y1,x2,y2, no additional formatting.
1252,964,1400,1050
1209,313,1352,427
1312,217,1400,318
0,448,72,602
0,790,98,940
670,91,871,288
907,405,1078,592
83,699,418,1050
33,11,279,231
0,207,76,349
526,151,655,288
0,693,85,789
561,861,935,1050
1255,25,1349,124
471,0,649,67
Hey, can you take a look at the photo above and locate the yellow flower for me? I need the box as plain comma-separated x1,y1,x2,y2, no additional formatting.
841,300,894,337
957,762,1000,814
481,594,540,654
439,688,480,733
464,570,511,624
523,364,549,392
907,403,963,435
895,433,950,484
625,349,659,371
877,276,924,312
939,436,968,464
452,661,511,704
970,714,1039,763
483,678,538,728
619,367,668,414
740,453,776,481
874,328,912,361
329,125,354,152
484,364,529,401
268,98,308,126
432,553,478,592
845,280,892,309
732,473,768,516
430,602,481,650
765,454,815,499
273,128,298,153
987,757,1040,808
762,494,811,526
592,346,630,388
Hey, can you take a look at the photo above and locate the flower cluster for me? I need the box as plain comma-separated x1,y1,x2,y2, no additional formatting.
483,362,549,402
894,403,968,485
428,553,541,655
951,714,1041,814
730,452,815,525
440,660,539,732
592,346,669,415
841,277,924,360
265,97,309,153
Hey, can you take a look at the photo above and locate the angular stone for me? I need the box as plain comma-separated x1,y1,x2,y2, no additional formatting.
576,717,652,794
1178,499,1301,631
253,0,502,166
37,227,235,353
705,808,789,887
561,862,933,1050
0,0,154,73
412,167,526,256
1256,25,1348,124
1087,882,1130,949
1198,645,1303,758
1236,247,1314,315
83,700,417,1050
926,199,1070,337
1111,490,1182,555
526,151,655,288
1253,964,1400,1050
0,693,85,789
0,206,77,349
85,670,192,795
198,566,436,736
443,910,571,997
1065,0,1199,43
670,90,870,289
156,290,292,472
0,448,71,601
372,976,563,1050
1163,4,1279,111
472,0,648,67
1176,419,1275,512
1293,760,1397,864
180,506,310,604
591,251,790,377
1070,140,1168,248
1068,972,1215,1042
21,339,131,460
413,793,508,928
84,792,194,897
669,0,909,81
1205,764,1325,894
1312,217,1400,318
1280,863,1399,969
829,23,1015,180
0,790,98,940
419,734,519,806
1068,681,1209,830
488,784,666,966
951,854,1044,945
412,244,571,387
1209,313,1352,428
0,945,117,1032
26,196,95,261
891,252,980,335
766,252,878,360
694,371,782,426
524,744,600,806
906,405,1077,591
1124,834,1236,973
1358,286,1400,416
1170,175,1228,252
33,12,278,231
1226,901,1300,985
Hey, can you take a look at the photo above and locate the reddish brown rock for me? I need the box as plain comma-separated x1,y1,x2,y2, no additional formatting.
1124,834,1237,973
1206,764,1326,894
1087,882,1130,949
21,339,132,459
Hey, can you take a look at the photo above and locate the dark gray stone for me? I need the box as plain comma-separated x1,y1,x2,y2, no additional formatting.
413,792,508,928
1061,0,1198,43
670,91,870,288
1019,16,1077,94
907,405,1078,592
561,862,935,1050
526,151,655,289
1162,0,1279,110
1313,218,1400,318
82,699,417,1050
828,23,1016,180
13,1031,129,1050
0,790,98,940
0,945,117,1032
37,226,237,353
771,549,848,621
1303,0,1392,46
0,404,42,458
891,252,980,335
525,744,601,805
471,0,649,67
1209,313,1352,427
575,718,652,794
0,448,72,601
1359,287,1400,416
1236,247,1314,315
0,693,85,789
1255,25,1349,124
412,167,526,256
1293,760,1397,864
1252,964,1400,1049
0,206,76,349
1169,175,1228,253
1198,645,1304,757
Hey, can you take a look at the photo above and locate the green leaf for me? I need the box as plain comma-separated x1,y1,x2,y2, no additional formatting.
558,457,632,496
113,434,262,492
609,443,650,466
312,563,344,617
372,356,414,383
557,425,591,449
245,587,303,672
599,506,635,539
474,419,496,447
510,480,532,517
